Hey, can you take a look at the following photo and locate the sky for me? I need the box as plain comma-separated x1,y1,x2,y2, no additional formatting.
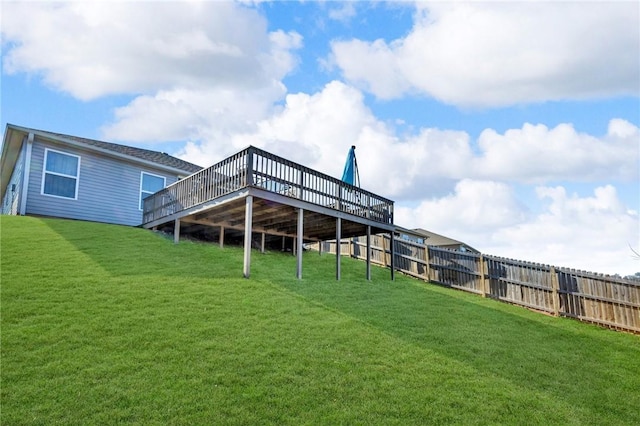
1,0,639,276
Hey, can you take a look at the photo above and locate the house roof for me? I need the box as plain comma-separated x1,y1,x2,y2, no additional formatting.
396,226,480,253
1,124,203,201
36,128,202,173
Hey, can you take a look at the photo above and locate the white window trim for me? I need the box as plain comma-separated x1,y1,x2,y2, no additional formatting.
41,148,81,200
139,171,166,211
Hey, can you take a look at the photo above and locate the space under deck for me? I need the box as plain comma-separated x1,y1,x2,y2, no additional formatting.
142,146,396,278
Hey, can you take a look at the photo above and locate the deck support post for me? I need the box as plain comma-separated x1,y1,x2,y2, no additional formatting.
390,231,395,281
366,226,371,281
296,208,304,279
261,233,266,254
174,219,180,244
336,217,341,280
219,226,224,248
243,195,253,278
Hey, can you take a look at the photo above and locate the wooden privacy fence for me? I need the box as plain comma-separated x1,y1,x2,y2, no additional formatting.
310,235,640,333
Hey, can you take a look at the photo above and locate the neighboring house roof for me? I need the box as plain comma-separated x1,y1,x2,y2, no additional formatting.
1,124,203,201
396,226,480,253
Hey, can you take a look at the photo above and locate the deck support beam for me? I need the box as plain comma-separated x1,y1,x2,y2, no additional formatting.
336,217,341,280
174,219,181,244
243,195,253,278
366,225,371,281
296,208,304,279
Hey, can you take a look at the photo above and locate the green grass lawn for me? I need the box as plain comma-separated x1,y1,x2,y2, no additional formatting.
2,216,639,425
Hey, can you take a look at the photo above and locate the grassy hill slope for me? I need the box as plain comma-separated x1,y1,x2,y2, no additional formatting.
2,216,639,425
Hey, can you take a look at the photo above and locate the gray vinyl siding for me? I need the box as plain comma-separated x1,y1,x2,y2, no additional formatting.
26,139,181,226
1,139,26,215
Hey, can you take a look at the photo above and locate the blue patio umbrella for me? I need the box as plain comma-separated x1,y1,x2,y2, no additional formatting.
341,145,360,187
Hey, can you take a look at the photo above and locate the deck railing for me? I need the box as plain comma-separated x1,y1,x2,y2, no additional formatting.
143,146,394,225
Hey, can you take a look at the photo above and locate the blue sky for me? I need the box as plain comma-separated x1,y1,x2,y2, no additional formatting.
2,1,639,275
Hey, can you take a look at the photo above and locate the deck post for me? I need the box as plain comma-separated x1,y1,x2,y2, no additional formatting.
390,231,395,281
174,219,180,244
296,208,304,279
243,195,253,278
366,226,371,281
261,233,266,254
219,226,224,248
246,147,254,186
336,217,342,281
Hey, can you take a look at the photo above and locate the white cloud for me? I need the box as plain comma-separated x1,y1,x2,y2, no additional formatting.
394,179,529,233
487,185,639,276
331,38,411,99
396,183,639,276
328,2,357,23
178,80,476,198
2,1,300,100
331,1,640,106
475,120,639,183
182,81,637,192
1,2,303,147
101,82,287,145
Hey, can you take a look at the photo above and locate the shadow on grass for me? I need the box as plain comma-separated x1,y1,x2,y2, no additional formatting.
43,217,248,280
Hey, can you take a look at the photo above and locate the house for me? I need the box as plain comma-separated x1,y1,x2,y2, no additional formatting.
1,124,202,226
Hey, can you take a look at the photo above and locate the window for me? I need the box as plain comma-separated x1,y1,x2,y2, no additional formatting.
140,172,166,210
42,149,80,199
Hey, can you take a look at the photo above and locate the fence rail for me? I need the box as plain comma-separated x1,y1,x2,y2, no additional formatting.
143,146,394,226
310,235,640,333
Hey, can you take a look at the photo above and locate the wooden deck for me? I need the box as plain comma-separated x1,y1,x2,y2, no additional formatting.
142,146,396,278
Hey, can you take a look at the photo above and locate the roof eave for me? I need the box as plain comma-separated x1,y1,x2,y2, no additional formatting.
0,125,27,201
7,124,200,177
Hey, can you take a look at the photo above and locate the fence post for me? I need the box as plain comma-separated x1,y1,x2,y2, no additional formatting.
381,235,388,267
550,266,560,317
479,255,488,297
424,246,431,282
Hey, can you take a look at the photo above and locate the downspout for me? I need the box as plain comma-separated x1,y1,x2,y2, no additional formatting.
19,133,34,216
